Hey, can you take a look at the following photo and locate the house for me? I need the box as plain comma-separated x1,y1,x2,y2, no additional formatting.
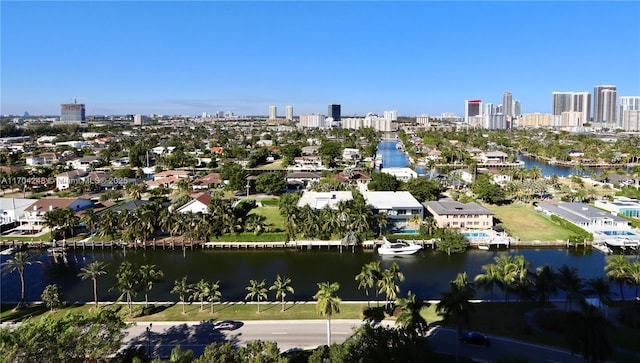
479,151,509,164
292,156,323,169
66,155,101,171
537,202,630,233
146,175,181,190
296,191,353,210
380,167,418,182
111,199,151,213
594,197,640,219
363,191,424,232
56,170,88,190
424,200,494,229
176,193,212,214
193,173,222,190
301,145,320,156
286,172,321,190
341,148,361,160
333,170,372,192
18,197,93,232
0,198,36,225
26,152,58,166
153,169,192,181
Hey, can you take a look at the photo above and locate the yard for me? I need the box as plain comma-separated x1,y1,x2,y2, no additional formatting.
484,202,574,242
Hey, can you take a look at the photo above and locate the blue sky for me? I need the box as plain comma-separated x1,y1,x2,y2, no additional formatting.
2,1,639,117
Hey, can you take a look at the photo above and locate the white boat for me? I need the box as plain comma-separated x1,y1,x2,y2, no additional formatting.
378,237,423,255
0,247,18,256
478,245,490,250
604,237,640,248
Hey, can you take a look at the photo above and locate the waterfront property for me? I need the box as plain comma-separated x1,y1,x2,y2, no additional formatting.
594,197,640,219
537,202,631,236
296,191,353,209
424,200,494,229
363,191,423,231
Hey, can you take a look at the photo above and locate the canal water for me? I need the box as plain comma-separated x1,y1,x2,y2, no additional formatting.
1,247,633,303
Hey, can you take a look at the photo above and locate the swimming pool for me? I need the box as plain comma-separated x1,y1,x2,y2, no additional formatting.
463,232,489,238
601,231,635,236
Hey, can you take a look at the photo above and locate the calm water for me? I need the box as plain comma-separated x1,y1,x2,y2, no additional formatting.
517,154,584,177
1,247,634,303
378,140,410,168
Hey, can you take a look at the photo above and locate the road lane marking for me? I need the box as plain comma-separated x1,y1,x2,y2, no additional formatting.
271,332,289,335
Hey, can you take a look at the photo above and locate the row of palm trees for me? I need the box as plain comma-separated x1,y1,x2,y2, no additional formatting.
354,261,406,308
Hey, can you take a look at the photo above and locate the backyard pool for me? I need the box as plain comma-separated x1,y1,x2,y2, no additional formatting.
463,231,489,238
601,231,636,236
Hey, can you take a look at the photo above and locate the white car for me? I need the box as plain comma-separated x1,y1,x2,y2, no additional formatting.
213,320,237,330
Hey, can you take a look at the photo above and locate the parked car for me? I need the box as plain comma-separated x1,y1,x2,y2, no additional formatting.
460,331,490,346
213,320,240,331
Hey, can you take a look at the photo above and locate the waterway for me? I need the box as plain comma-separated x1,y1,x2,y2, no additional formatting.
1,247,634,303
377,140,410,168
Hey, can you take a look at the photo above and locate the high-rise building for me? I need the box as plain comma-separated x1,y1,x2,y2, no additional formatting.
619,96,640,127
514,100,521,116
58,102,86,126
552,92,590,127
328,104,341,121
484,103,495,115
593,85,617,124
299,113,326,128
384,110,398,121
623,110,640,131
286,106,293,121
269,105,277,119
503,92,513,117
464,100,482,124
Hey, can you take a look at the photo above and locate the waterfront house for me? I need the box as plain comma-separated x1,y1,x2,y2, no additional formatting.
333,170,372,192
111,199,151,213
424,200,494,229
380,167,418,182
0,198,37,226
286,172,321,190
537,202,630,233
364,191,424,231
594,197,640,219
18,197,93,232
296,191,353,210
176,193,212,214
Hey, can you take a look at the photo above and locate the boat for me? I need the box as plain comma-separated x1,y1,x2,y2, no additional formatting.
378,237,423,255
604,237,640,248
0,247,18,256
478,245,490,250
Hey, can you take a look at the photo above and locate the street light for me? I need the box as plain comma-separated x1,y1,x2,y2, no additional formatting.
146,323,152,359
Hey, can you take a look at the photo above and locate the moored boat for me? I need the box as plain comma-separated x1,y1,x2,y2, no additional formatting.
378,237,423,255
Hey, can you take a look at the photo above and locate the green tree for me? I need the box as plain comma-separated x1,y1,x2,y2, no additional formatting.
436,273,476,362
395,291,430,338
355,261,382,307
403,177,445,202
111,261,141,315
368,172,401,191
245,279,268,313
314,281,342,346
78,260,108,308
435,229,468,255
566,300,614,363
604,255,630,301
139,264,164,308
557,264,583,311
191,278,211,311
474,263,501,302
255,172,287,195
208,280,222,314
1,251,41,306
41,284,64,311
171,276,192,314
378,262,405,309
472,174,506,204
269,275,295,312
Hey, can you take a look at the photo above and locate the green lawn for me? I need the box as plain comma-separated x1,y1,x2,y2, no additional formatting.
484,202,573,242
250,206,285,231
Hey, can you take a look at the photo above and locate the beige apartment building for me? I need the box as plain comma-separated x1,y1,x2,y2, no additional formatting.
424,200,494,229
517,113,551,128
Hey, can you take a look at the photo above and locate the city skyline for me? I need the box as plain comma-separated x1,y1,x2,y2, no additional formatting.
1,1,639,117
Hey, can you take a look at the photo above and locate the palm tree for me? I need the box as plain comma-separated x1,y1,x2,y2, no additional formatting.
1,251,41,306
209,280,222,314
627,261,640,299
584,277,613,309
98,209,118,240
245,279,268,313
269,275,295,312
408,214,422,232
374,212,388,237
534,264,559,305
566,299,614,363
474,263,501,302
395,290,430,338
60,207,79,239
355,261,382,307
557,264,584,311
81,208,99,235
191,278,211,311
139,264,164,308
313,281,341,346
111,261,141,315
171,276,192,314
78,260,108,308
378,262,405,309
604,255,630,301
436,276,476,363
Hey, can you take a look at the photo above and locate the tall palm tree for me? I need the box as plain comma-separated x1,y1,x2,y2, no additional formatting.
474,263,501,302
604,255,630,301
627,261,640,299
374,212,388,237
171,276,192,314
557,264,584,311
534,264,559,305
1,251,41,306
78,260,108,308
395,290,430,338
269,275,295,312
60,207,79,239
436,276,476,363
209,280,222,314
313,281,341,346
378,262,405,309
81,208,99,235
245,279,268,313
110,261,141,315
191,278,211,311
584,277,613,309
98,209,118,240
355,261,382,307
139,264,164,308
566,299,614,363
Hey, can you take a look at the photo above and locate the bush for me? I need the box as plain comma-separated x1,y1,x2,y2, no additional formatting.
550,215,593,241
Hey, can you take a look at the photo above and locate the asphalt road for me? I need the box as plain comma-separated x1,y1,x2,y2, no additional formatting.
124,320,590,362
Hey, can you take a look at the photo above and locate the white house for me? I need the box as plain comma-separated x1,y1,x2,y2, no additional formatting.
0,198,36,225
380,167,418,182
66,155,101,171
56,170,88,190
176,193,212,214
296,191,354,210
363,191,423,231
537,202,630,234
26,153,58,166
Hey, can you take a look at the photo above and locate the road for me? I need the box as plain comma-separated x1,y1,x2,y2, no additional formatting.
124,320,589,362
